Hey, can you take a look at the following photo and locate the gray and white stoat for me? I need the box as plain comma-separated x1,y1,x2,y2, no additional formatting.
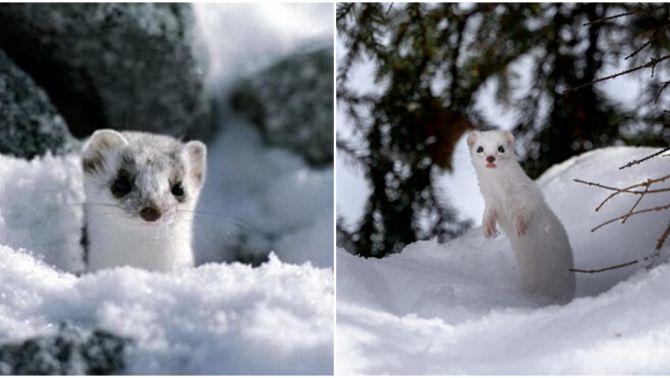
467,130,575,303
82,129,207,272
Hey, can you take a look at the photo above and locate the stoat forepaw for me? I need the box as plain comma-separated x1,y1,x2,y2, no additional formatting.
514,214,527,237
483,219,497,239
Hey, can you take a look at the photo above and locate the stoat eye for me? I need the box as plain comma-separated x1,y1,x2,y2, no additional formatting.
476,146,484,153
111,173,132,198
498,145,505,153
171,182,185,198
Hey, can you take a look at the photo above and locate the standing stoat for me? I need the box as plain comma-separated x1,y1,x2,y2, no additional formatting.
82,129,207,272
467,130,575,303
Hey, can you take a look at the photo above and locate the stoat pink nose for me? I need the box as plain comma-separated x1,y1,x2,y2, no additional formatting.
140,207,161,222
486,156,495,163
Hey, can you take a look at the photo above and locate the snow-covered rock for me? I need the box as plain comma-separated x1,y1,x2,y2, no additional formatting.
230,47,334,166
0,3,214,140
0,50,76,159
337,146,670,374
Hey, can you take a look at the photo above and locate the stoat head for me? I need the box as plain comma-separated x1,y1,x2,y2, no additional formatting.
82,129,207,226
466,130,515,170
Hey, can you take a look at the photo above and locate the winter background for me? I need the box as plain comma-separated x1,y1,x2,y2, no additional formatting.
336,17,670,377
0,3,333,375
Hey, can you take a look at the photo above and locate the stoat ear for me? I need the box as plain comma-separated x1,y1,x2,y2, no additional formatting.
503,131,515,146
466,131,479,148
82,129,128,173
182,140,207,187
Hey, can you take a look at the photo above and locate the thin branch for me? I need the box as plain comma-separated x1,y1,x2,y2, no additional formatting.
582,4,667,27
591,203,670,232
656,220,670,250
619,148,670,169
575,144,670,274
625,39,654,61
627,21,670,61
336,3,355,23
565,54,670,94
621,182,649,224
571,259,639,273
574,176,670,193
571,250,661,273
573,175,670,212
654,81,670,103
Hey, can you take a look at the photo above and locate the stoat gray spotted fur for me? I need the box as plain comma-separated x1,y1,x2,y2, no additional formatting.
82,129,206,272
467,130,575,303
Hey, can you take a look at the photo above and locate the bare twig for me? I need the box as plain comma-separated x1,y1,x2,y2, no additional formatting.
565,54,670,94
621,182,649,223
574,175,670,211
582,7,643,27
570,259,639,273
571,250,661,273
574,178,670,195
625,39,654,61
625,21,670,61
619,148,670,169
654,81,670,103
656,220,670,250
583,4,667,26
591,203,670,232
574,147,670,273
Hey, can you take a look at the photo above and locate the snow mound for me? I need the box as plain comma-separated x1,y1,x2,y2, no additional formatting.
337,146,670,374
0,247,333,374
0,153,85,272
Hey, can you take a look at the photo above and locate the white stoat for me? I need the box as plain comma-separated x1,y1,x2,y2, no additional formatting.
82,129,207,272
467,130,575,303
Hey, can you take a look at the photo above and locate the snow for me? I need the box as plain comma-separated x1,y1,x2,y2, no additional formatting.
0,247,332,374
337,146,670,374
194,3,333,92
194,118,333,268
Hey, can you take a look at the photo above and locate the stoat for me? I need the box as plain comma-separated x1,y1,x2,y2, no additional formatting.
82,129,207,272
467,130,575,303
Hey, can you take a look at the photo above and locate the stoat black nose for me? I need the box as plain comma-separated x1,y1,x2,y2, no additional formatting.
486,156,495,163
140,207,161,222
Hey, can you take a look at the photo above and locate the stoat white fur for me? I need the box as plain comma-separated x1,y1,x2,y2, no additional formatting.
82,129,207,272
467,130,575,303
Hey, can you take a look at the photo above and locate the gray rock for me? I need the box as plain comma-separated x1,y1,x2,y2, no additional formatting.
0,322,130,375
0,3,214,141
0,50,77,159
230,47,334,166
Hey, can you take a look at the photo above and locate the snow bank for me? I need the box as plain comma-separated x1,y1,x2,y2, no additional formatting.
337,146,670,374
0,247,332,374
0,153,85,272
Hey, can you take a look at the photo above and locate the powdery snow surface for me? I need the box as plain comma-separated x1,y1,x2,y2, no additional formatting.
0,121,333,374
337,146,670,374
0,247,332,374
